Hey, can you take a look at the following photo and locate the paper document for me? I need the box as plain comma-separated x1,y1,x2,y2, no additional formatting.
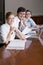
22,27,32,35
22,27,36,38
32,25,43,31
24,33,39,38
6,39,26,50
39,25,43,29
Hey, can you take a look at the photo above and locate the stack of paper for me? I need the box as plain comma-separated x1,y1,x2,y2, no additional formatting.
6,39,26,50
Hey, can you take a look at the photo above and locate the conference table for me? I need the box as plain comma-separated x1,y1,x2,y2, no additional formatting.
0,37,43,65
0,24,43,65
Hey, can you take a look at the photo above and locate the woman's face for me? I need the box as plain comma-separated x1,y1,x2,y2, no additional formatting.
26,12,31,19
7,14,15,25
18,12,25,20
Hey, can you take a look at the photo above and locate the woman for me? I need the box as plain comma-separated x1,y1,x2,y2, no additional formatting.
1,12,26,44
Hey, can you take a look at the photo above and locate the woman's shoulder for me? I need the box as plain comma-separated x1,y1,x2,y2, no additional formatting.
1,23,9,29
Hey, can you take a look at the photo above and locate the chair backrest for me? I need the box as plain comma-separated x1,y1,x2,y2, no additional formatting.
0,26,3,44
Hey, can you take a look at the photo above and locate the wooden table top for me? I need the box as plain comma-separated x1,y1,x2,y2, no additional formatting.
0,38,43,65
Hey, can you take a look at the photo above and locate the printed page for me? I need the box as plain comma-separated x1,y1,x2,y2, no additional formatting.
6,39,26,50
22,27,32,35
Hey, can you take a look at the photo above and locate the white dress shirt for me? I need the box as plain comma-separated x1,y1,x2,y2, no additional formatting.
1,23,15,42
13,16,20,28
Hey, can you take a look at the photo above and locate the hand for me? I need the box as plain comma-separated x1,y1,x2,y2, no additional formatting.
10,26,16,33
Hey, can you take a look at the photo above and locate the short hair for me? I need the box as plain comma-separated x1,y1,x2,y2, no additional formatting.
6,12,14,20
26,10,32,14
17,7,26,14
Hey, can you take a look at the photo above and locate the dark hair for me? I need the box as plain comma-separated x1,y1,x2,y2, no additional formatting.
26,10,32,14
6,12,14,20
17,7,26,14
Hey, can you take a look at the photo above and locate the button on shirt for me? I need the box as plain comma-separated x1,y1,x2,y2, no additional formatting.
1,23,15,42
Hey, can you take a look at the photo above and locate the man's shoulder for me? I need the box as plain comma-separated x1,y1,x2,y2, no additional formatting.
14,16,20,22
30,18,35,22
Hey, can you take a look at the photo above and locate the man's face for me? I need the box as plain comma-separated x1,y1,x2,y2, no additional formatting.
7,15,15,25
18,12,26,20
26,12,31,19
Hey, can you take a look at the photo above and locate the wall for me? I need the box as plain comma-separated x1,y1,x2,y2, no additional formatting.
5,0,43,16
32,16,43,24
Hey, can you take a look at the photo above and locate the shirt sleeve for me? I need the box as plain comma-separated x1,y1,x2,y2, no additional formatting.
1,25,7,42
30,18,37,26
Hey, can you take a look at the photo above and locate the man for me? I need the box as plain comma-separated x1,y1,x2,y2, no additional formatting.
25,9,37,28
14,7,26,31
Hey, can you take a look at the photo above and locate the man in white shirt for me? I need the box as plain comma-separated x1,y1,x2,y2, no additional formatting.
14,16,20,29
14,7,26,31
